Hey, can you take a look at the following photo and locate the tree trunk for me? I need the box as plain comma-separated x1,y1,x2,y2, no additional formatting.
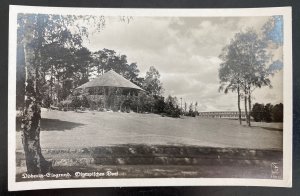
50,64,53,102
248,92,252,126
103,86,106,109
244,90,249,125
22,43,52,174
237,85,242,125
57,74,60,104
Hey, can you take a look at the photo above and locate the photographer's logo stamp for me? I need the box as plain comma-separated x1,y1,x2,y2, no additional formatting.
271,162,280,179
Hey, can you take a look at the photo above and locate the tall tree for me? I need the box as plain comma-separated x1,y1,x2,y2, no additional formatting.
237,29,271,126
91,49,141,86
18,14,54,174
143,66,164,96
219,38,244,125
165,95,178,108
42,44,76,103
92,49,108,76
194,102,198,114
74,47,92,86
219,29,272,126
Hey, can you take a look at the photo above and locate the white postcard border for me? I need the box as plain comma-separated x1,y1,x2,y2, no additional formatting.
8,5,293,191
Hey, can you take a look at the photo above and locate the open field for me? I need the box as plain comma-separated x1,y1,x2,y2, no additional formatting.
15,110,283,180
16,109,283,150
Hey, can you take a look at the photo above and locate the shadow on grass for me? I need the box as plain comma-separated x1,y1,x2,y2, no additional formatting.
241,124,283,132
249,125,283,132
260,127,283,132
16,117,85,132
41,118,85,131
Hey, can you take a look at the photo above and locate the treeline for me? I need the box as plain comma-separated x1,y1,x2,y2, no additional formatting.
59,91,199,118
251,103,283,122
17,46,145,109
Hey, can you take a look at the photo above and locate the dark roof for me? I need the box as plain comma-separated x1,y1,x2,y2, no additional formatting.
77,70,144,91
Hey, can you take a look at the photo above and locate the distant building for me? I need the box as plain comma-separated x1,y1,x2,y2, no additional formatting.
76,70,144,111
198,111,247,119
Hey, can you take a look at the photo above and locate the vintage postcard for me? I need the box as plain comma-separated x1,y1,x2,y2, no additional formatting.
8,5,292,190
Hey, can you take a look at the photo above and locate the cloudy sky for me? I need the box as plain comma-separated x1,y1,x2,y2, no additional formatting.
83,16,283,112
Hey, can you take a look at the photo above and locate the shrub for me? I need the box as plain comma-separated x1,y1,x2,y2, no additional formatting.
264,103,273,123
43,96,52,108
81,95,90,108
89,100,98,111
153,96,165,114
164,96,181,118
251,103,265,122
57,102,63,111
57,100,72,111
122,99,132,113
70,96,81,110
251,102,283,123
168,107,181,118
271,103,283,122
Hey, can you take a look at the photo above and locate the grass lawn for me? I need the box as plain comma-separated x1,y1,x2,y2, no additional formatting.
16,109,283,150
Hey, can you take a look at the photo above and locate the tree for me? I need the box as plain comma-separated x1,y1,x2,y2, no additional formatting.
124,62,142,86
17,13,105,174
238,29,271,126
186,102,196,117
91,49,142,87
16,44,26,110
219,35,245,125
73,47,92,87
251,103,265,122
164,95,180,118
18,14,57,174
194,102,198,113
153,96,165,114
70,92,82,111
219,29,272,126
91,49,108,75
251,102,283,123
271,103,283,122
143,66,164,96
263,103,273,123
42,45,76,104
165,95,178,108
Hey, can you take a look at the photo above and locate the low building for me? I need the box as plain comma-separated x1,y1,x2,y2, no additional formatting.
198,111,247,119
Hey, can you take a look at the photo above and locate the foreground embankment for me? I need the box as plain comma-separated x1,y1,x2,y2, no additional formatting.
16,145,283,181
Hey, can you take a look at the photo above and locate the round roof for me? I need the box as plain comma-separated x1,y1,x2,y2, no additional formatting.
77,70,144,91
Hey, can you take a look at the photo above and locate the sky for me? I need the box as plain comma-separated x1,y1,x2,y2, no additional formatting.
83,16,283,112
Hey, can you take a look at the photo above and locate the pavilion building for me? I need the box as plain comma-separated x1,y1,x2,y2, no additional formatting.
76,70,144,111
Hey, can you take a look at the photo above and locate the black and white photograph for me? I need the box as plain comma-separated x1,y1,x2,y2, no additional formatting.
8,6,292,190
